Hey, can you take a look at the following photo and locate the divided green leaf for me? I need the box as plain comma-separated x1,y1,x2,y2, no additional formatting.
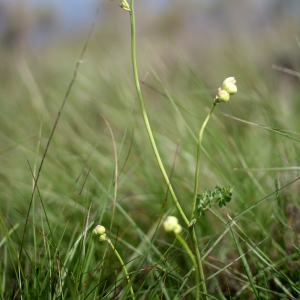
196,185,234,217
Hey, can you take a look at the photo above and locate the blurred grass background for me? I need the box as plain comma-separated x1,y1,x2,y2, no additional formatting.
1,0,300,298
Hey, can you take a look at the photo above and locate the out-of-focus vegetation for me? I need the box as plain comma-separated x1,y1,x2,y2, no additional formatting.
1,1,300,299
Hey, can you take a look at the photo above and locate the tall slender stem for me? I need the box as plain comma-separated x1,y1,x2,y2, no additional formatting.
192,104,216,217
189,104,216,300
190,228,207,299
175,233,199,300
129,0,189,227
107,239,135,300
128,1,208,298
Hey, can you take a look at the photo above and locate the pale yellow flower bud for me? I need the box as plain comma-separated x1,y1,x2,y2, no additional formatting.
120,0,130,11
222,77,237,95
173,224,182,234
163,216,182,234
99,234,107,242
93,225,106,236
216,88,230,102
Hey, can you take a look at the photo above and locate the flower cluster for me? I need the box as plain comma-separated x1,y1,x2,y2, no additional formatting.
214,77,237,103
93,225,107,242
163,216,182,234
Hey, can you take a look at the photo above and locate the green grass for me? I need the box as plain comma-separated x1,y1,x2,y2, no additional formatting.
1,2,300,299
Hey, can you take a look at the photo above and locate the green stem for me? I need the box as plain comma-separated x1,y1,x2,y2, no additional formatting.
107,239,135,300
128,1,208,298
175,234,199,300
129,0,189,227
192,104,216,217
189,104,216,299
190,228,207,299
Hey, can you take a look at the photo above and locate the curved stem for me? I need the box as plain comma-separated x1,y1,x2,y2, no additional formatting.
128,1,208,298
129,0,189,226
192,104,216,217
107,239,135,300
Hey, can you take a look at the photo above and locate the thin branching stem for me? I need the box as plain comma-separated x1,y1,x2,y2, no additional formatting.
189,104,217,300
192,103,216,217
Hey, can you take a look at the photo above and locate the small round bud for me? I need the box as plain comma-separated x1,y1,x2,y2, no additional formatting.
216,88,230,102
163,216,182,234
93,225,106,236
163,216,178,232
222,77,237,95
173,224,182,234
99,234,107,242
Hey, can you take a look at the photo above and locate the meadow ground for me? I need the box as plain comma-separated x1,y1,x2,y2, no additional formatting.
0,1,300,299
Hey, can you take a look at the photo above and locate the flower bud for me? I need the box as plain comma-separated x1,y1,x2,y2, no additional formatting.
216,88,230,102
93,225,106,236
222,77,237,95
120,0,130,11
163,216,182,234
173,224,182,234
99,234,107,242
